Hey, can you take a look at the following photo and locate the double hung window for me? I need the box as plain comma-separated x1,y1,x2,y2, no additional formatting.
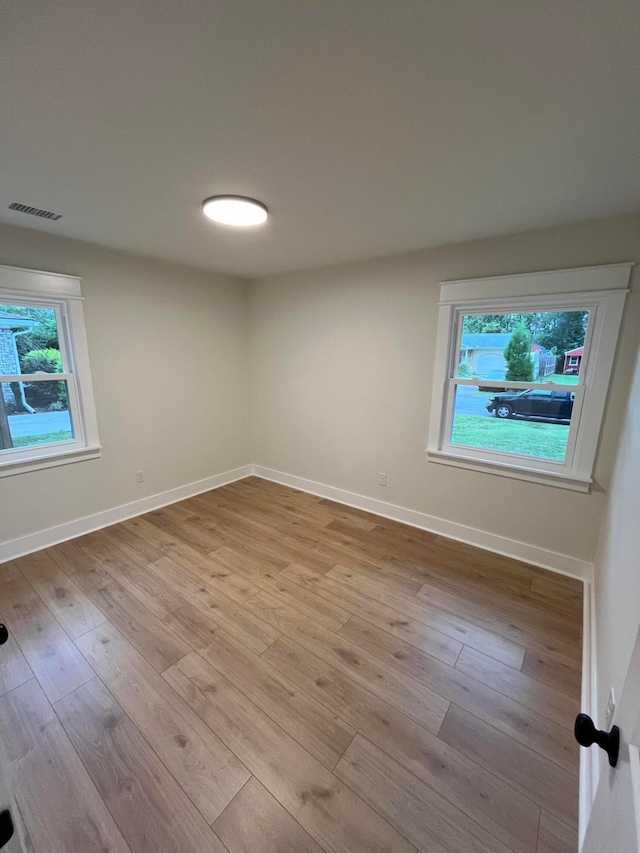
427,263,631,490
0,265,100,477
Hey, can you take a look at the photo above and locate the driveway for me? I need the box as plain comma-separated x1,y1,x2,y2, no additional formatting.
8,410,71,437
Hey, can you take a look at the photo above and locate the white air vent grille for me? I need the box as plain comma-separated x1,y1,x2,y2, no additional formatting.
8,202,63,221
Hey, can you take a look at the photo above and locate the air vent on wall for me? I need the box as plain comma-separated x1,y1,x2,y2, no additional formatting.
8,202,63,221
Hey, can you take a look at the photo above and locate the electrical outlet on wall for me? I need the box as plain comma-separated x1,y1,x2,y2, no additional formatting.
136,470,145,484
606,688,616,729
378,473,388,487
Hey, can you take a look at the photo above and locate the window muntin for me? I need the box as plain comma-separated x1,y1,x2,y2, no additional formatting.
427,264,631,491
0,266,100,476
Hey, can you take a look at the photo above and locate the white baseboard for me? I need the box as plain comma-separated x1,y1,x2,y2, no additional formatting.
0,465,252,564
579,580,598,849
1,460,594,582
251,465,594,580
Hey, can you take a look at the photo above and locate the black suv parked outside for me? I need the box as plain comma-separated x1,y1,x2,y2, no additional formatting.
486,390,574,420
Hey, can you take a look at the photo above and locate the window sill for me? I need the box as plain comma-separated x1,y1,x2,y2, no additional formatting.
426,448,592,492
0,445,102,478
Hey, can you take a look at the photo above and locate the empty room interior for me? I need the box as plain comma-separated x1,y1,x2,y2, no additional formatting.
1,2,639,852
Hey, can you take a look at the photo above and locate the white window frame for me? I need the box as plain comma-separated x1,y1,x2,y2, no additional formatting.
568,355,580,366
427,263,632,492
0,264,101,477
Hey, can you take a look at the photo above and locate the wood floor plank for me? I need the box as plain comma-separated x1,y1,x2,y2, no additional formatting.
416,576,582,650
455,645,579,729
54,677,227,853
282,564,468,662
0,574,94,703
213,776,324,853
0,561,22,584
321,536,425,592
0,678,130,853
314,499,380,531
198,622,355,769
45,538,100,575
0,633,33,696
336,734,512,853
102,523,169,565
147,508,228,554
537,811,578,852
214,552,353,632
149,556,281,653
16,550,106,639
320,564,525,668
206,545,276,581
79,534,185,617
163,603,232,651
75,622,250,824
245,592,450,733
164,651,416,853
158,550,259,604
374,552,471,589
187,501,339,574
525,639,582,672
530,574,583,601
339,615,578,772
438,704,578,830
73,563,191,672
344,566,560,648
521,648,582,700
257,571,353,633
264,636,540,853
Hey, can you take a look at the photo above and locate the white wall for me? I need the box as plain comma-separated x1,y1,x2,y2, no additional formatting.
2,213,638,568
593,344,640,727
249,214,640,566
0,223,250,546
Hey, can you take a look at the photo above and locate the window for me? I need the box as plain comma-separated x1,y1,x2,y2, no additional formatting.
427,263,631,491
0,264,100,476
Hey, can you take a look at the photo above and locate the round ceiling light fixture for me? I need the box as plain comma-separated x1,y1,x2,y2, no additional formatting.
202,195,268,227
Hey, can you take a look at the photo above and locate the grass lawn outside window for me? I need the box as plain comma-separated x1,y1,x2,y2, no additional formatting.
13,430,74,448
450,414,570,461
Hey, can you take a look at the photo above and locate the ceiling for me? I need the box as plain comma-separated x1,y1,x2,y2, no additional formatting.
1,0,639,279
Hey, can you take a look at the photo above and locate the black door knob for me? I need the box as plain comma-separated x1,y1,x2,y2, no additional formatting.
574,713,620,767
0,624,7,645
0,810,14,848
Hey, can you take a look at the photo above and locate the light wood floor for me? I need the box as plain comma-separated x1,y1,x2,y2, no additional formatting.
0,477,582,853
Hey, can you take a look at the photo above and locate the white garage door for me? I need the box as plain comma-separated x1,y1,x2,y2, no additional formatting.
477,353,505,375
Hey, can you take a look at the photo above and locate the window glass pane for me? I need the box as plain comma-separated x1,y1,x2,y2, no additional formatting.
458,310,588,382
0,303,62,376
0,381,74,450
450,384,572,461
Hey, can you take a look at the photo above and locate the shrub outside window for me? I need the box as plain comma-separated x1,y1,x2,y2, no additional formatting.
427,264,631,491
0,264,100,477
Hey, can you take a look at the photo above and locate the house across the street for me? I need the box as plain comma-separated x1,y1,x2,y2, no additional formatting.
460,333,555,378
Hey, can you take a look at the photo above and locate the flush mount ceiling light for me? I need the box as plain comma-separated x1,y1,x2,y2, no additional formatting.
202,195,268,227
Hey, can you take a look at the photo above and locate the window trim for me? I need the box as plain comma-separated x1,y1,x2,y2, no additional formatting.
0,264,101,477
427,263,632,492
